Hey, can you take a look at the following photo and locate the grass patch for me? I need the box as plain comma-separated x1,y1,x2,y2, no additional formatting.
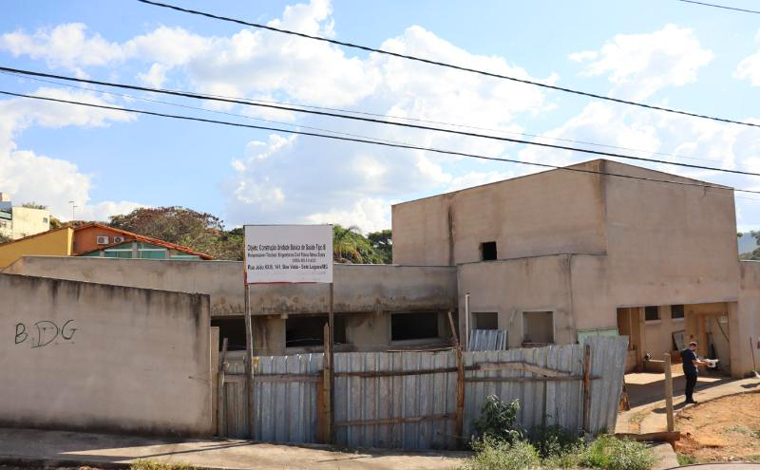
677,454,697,465
579,435,659,470
130,459,196,470
459,435,658,470
460,395,659,470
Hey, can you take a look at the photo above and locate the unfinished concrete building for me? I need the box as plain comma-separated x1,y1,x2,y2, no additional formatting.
5,159,760,377
393,159,758,377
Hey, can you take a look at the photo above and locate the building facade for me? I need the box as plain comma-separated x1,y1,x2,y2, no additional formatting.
0,193,51,240
393,159,754,377
4,160,759,377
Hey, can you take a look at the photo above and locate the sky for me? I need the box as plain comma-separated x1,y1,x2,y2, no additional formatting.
1,0,759,232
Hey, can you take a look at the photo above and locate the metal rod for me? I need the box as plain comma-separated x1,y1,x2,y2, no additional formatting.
243,282,254,439
664,353,674,432
328,282,335,444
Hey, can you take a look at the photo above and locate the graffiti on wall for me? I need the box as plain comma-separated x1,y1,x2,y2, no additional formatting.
14,320,77,348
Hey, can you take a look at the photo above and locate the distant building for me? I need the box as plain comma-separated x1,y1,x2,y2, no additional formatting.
74,223,213,260
0,222,211,268
0,192,51,240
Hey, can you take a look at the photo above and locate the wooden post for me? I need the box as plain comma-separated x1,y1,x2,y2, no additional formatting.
582,344,592,433
447,310,459,347
664,353,674,432
217,338,229,437
243,282,255,439
322,322,333,444
455,345,465,448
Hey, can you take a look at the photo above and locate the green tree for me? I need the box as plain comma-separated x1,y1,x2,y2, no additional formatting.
108,207,243,260
367,229,392,264
332,225,384,264
21,202,47,210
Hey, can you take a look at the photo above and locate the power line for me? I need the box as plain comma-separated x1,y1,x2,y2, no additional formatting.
0,68,721,165
1,89,755,196
1,66,757,178
0,70,417,148
136,0,760,131
677,0,760,14
1,70,723,167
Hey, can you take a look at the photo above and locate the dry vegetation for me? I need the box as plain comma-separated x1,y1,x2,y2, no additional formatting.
676,392,760,463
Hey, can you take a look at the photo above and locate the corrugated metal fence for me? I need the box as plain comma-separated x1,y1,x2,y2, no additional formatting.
220,336,628,449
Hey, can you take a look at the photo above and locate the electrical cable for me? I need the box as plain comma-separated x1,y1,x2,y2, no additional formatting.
136,0,760,130
677,0,760,14
0,68,721,165
2,88,756,196
1,66,756,178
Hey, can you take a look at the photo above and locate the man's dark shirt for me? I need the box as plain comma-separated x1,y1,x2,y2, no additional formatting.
681,348,698,375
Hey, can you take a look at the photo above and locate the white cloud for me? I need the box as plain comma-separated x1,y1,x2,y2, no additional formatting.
306,197,391,233
0,88,144,221
0,0,557,232
137,63,169,88
571,24,714,99
0,23,124,74
735,51,760,86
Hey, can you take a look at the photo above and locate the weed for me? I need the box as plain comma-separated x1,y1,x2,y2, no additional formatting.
677,454,697,465
461,438,541,470
579,435,659,470
471,395,524,444
130,459,196,470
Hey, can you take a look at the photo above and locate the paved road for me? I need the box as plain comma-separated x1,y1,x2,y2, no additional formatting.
673,464,760,469
0,427,465,470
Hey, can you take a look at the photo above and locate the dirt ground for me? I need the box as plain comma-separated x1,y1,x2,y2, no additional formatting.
675,392,760,462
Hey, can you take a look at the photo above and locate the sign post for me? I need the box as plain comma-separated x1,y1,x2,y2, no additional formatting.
244,224,334,440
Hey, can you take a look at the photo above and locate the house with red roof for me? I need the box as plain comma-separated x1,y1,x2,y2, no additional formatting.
73,223,213,260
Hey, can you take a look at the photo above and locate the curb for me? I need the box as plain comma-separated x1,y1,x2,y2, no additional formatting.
0,456,234,470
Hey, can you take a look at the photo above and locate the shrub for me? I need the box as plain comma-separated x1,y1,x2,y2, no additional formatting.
130,459,196,470
527,424,582,459
471,395,524,444
462,437,541,470
579,435,658,470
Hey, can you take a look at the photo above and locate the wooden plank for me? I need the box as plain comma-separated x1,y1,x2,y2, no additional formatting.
615,431,681,443
455,346,465,449
334,413,455,427
664,353,674,432
474,361,573,377
243,283,254,439
335,367,459,378
216,338,229,437
465,375,600,383
322,322,333,444
217,361,228,436
447,310,460,347
582,343,592,433
253,375,321,383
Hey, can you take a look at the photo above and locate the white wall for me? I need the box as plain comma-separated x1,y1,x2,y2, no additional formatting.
0,273,212,436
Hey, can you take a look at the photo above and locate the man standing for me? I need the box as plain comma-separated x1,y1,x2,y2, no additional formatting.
681,341,706,404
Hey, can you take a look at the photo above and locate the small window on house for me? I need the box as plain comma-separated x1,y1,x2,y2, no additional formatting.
671,305,685,320
286,315,346,347
391,312,439,341
473,312,498,330
523,311,554,345
481,241,497,261
43,217,49,224
644,306,660,321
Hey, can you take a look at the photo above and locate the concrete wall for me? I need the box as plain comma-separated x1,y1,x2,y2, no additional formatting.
737,262,760,377
0,273,211,436
5,256,244,316
392,160,608,266
0,228,72,269
601,160,740,307
248,264,457,315
458,255,580,348
6,257,458,317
